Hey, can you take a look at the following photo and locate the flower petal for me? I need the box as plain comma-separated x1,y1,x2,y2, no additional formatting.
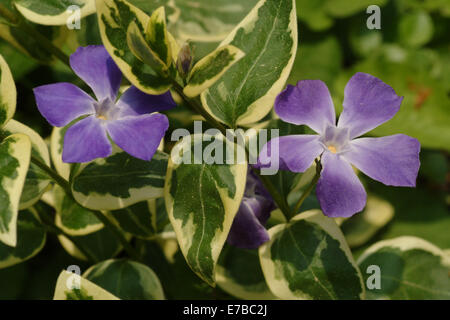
316,152,367,218
227,197,271,249
33,83,95,127
116,86,176,118
275,80,335,134
257,135,323,172
338,72,403,139
70,45,122,101
343,135,420,187
62,116,112,163
106,113,169,161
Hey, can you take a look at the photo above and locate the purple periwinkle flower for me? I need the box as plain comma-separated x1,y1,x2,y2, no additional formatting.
227,171,275,249
258,72,421,218
34,45,176,163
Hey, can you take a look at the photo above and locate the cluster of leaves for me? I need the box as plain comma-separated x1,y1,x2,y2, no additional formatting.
0,0,448,300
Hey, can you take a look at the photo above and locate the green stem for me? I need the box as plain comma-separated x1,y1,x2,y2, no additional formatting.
252,168,293,221
0,4,70,67
31,156,141,261
30,155,72,195
292,159,322,216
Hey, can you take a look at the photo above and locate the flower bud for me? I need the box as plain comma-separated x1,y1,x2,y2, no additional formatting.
176,42,193,78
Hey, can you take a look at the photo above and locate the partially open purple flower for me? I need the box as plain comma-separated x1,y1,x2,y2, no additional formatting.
258,72,420,218
34,45,176,163
227,171,275,249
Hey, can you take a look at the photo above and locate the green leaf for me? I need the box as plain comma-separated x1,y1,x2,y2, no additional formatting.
201,0,297,127
216,245,277,300
14,0,96,25
0,22,67,63
83,259,165,299
0,40,38,79
96,0,172,94
398,11,434,48
0,54,16,128
357,236,450,299
71,149,168,211
58,224,125,261
52,185,103,236
184,45,244,98
53,270,119,300
259,210,365,299
172,0,258,42
0,133,31,247
340,196,394,248
0,209,46,269
2,120,51,209
165,134,247,286
109,201,156,239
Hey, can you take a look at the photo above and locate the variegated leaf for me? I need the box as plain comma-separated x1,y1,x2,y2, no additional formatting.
96,0,172,94
340,196,394,248
216,245,277,300
14,0,96,26
109,201,156,239
0,208,46,269
201,0,297,127
0,54,16,128
146,6,172,66
52,185,103,236
259,210,365,300
58,224,124,261
0,134,31,247
165,133,247,286
53,270,119,300
358,236,450,300
126,21,167,73
3,120,51,209
50,126,70,180
184,45,244,98
71,150,168,211
149,197,169,232
83,259,165,299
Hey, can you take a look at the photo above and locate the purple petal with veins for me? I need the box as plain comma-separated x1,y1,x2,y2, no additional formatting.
33,83,95,127
106,113,169,161
70,45,122,101
343,134,421,187
62,115,112,163
117,86,176,117
338,72,403,139
275,80,335,134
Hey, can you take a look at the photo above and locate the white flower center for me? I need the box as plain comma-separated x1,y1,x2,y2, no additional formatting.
320,125,350,154
94,98,119,121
